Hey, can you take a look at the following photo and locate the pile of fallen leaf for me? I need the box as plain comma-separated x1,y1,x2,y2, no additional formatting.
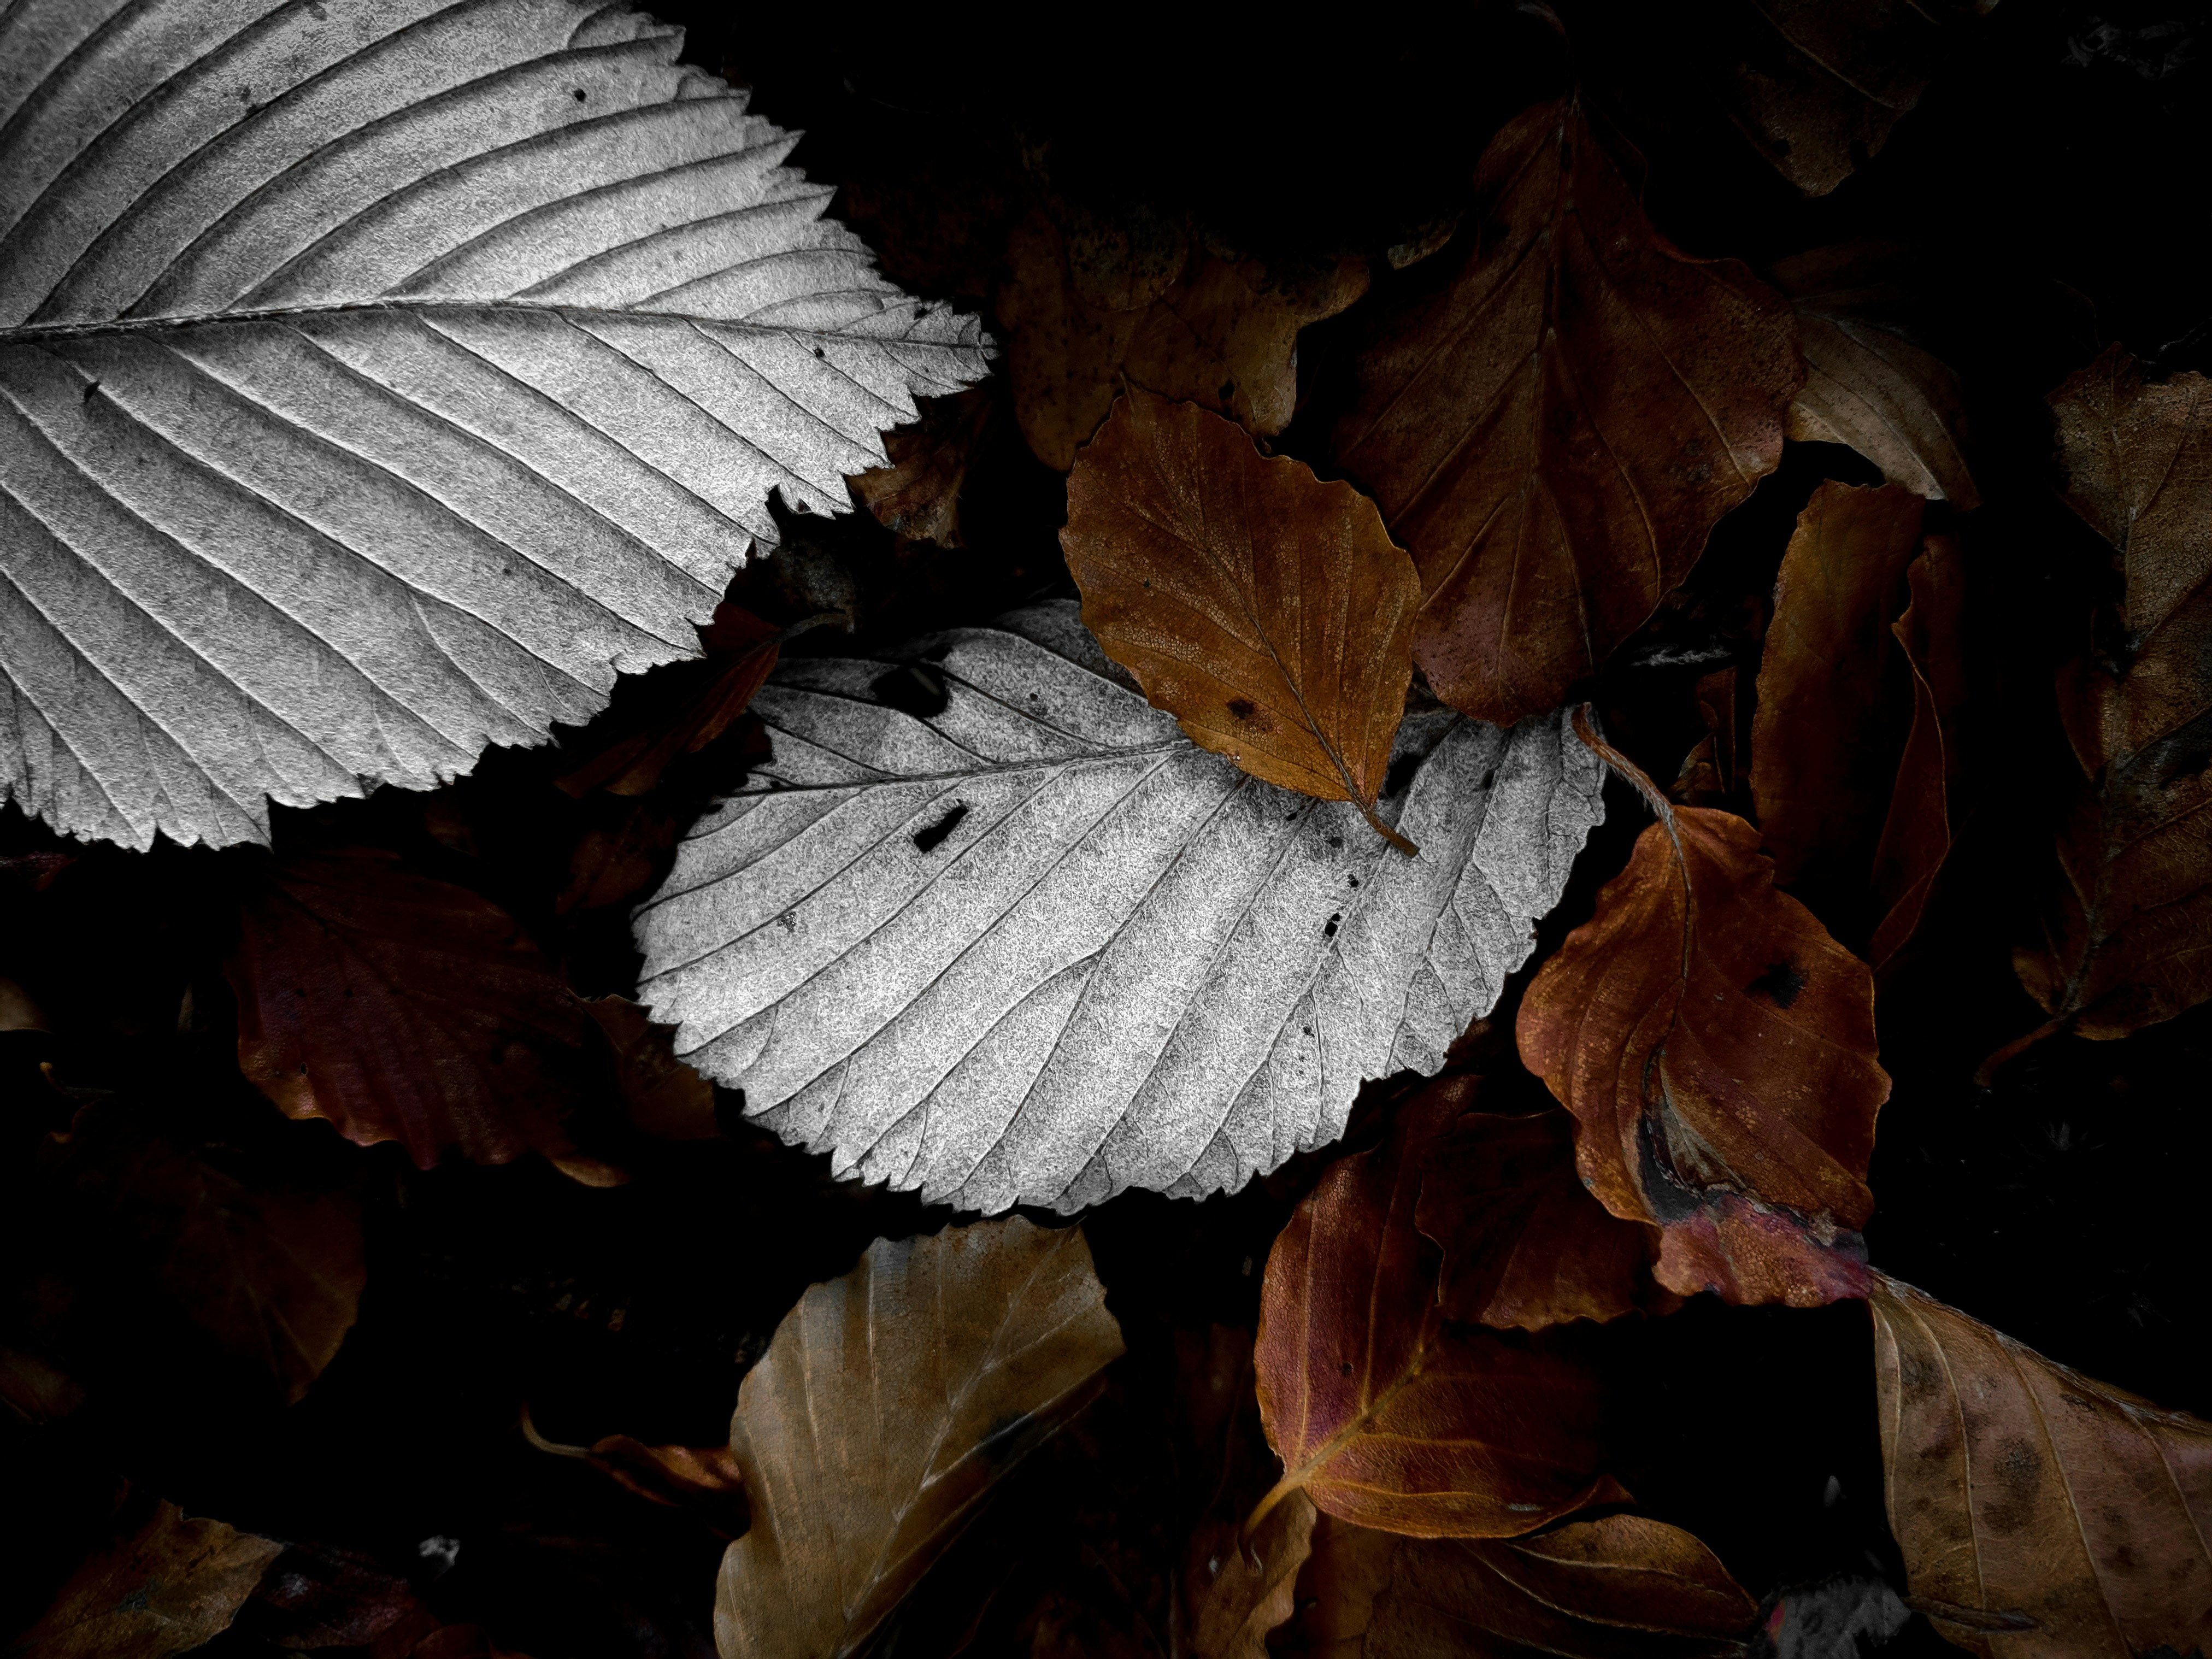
3,3,2210,1657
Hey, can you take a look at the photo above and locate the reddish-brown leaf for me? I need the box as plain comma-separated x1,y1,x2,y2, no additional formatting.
1415,1101,1670,1331
1334,96,1802,726
583,997,718,1141
524,1405,749,1533
1868,534,1968,974
849,386,996,548
2009,350,2212,1046
1252,1080,1623,1538
1517,724,1889,1306
555,604,780,799
13,1493,283,1659
1061,387,1421,843
226,848,599,1168
1668,666,1742,809
1872,1274,2212,1657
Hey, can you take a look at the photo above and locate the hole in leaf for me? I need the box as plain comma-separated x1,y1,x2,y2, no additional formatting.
911,802,968,854
870,664,949,720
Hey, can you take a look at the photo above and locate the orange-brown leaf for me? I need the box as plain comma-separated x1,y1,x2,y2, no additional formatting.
1872,1275,2212,1657
2013,350,2212,1042
1517,739,1889,1307
1415,1105,1670,1331
849,386,996,548
1334,96,1802,726
227,849,598,1168
1252,1080,1622,1538
1868,534,1968,974
14,1494,283,1659
1062,387,1420,832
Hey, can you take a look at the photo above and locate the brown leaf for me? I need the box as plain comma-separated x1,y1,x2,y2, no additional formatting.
1334,95,1802,726
523,1405,748,1532
1252,1079,1622,1538
583,997,717,1140
1750,481,1926,890
1868,534,1969,974
12,1493,283,1659
555,798,686,916
249,1541,430,1650
1870,1274,2212,1657
1060,387,1420,844
1774,246,1980,508
715,1215,1125,1659
1716,3,1984,197
998,208,1367,469
1669,667,1742,809
2010,350,2212,1044
1415,1103,1671,1331
1518,722,1888,1307
1272,1510,1399,1659
1366,1514,1758,1657
555,603,781,799
226,848,598,1168
849,386,997,548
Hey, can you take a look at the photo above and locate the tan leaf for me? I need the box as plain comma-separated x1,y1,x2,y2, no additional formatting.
2009,349,2212,1045
1335,96,1802,725
226,848,599,1167
1186,1490,1317,1659
1415,1104,1670,1331
1367,1514,1758,1657
1272,1510,1400,1658
583,997,719,1141
1750,481,1926,889
1871,1275,2212,1657
999,209,1366,469
1775,246,1980,507
1060,388,1420,847
12,1495,283,1659
1252,1079,1623,1538
715,1215,1125,1659
1518,718,1889,1307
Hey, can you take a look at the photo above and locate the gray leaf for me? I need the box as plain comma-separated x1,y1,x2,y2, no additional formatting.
0,0,989,849
634,603,1604,1213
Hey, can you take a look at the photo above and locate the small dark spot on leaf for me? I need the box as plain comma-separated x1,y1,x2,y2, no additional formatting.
1748,959,1808,1008
1339,1361,1354,1377
573,87,587,100
1347,874,1359,888
1323,913,1342,939
813,345,825,357
1326,834,1342,849
1227,698,1257,721
912,802,968,854
1217,379,1236,402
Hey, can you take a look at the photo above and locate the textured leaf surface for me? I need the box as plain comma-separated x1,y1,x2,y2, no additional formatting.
1519,726,1888,1307
13,1496,283,1659
2014,350,2212,1040
0,0,987,850
1061,388,1420,828
1366,1514,1757,1658
715,1215,1124,1659
226,847,599,1168
1869,534,1968,974
633,602,1603,1213
1334,96,1801,726
1252,1080,1621,1538
1872,1275,2212,1658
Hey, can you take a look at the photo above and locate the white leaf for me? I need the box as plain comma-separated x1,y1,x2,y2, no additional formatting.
0,0,989,850
634,602,1605,1214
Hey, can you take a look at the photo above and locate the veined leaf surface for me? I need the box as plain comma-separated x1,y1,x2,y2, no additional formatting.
0,0,987,849
633,602,1604,1213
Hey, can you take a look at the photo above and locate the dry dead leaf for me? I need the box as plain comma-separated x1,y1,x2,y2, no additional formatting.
555,605,783,799
715,1215,1124,1658
1415,1101,1672,1331
583,997,719,1141
1670,667,1744,809
1061,388,1420,847
11,1493,283,1659
1869,534,1968,974
850,387,997,548
1751,481,1926,890
1519,717,1889,1307
1775,246,1980,507
523,1405,748,1533
1272,1511,1399,1659
226,848,599,1167
1871,1274,2212,1657
1251,1079,1623,1538
2009,350,2212,1048
1366,1513,1758,1658
1335,96,1802,726
998,209,1366,468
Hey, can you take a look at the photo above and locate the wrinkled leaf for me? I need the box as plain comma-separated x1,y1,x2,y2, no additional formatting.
249,1541,434,1652
633,602,1603,1213
2011,350,2212,1043
1869,534,1968,974
1775,247,1980,507
1061,388,1420,843
1871,1275,2212,1657
1750,481,1926,890
1415,1101,1669,1331
11,1495,283,1659
1669,667,1742,809
999,208,1364,469
1367,1514,1758,1658
1335,96,1801,725
0,0,987,850
226,848,599,1167
1252,1080,1622,1538
524,1405,748,1532
1273,1511,1399,1659
850,386,996,548
715,1215,1124,1659
1519,721,1888,1306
